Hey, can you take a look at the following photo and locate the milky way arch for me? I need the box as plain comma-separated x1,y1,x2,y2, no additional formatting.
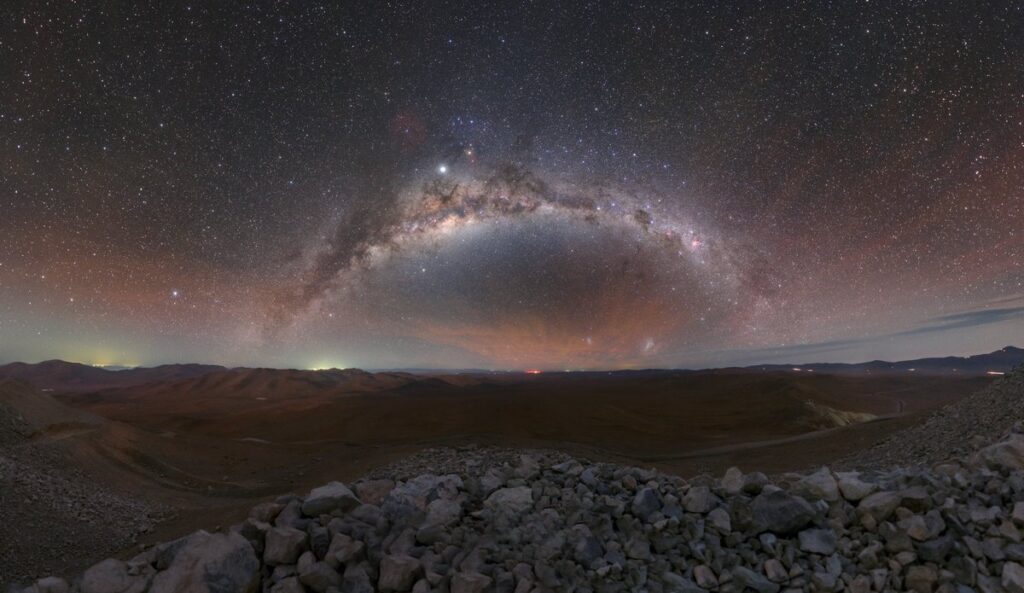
264,164,776,366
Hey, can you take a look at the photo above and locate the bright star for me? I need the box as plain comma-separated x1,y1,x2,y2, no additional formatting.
437,164,448,174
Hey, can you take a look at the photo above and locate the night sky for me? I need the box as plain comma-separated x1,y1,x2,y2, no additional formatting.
1,2,1021,370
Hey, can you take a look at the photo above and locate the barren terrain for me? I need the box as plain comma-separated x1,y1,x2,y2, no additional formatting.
0,357,1004,583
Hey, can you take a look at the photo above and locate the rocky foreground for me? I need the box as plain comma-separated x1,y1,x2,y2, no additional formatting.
12,370,1024,593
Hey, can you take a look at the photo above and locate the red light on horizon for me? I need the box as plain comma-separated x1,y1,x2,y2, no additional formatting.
525,369,542,374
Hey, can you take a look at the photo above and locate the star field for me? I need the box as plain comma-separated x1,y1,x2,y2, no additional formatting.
0,2,1022,369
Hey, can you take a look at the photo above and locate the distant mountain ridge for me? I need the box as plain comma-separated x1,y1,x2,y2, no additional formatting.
0,346,1019,392
744,345,1024,376
0,360,226,392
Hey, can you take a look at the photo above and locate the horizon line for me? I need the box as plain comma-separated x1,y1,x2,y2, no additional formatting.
2,344,1019,375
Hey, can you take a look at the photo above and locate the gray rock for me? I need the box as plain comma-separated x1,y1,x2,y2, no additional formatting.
811,571,838,592
978,434,1024,470
513,454,540,479
693,565,719,589
484,486,533,513
451,572,493,593
661,572,707,593
902,511,946,541
424,497,463,527
302,481,361,516
231,518,269,556
378,554,422,592
722,467,744,494
835,471,877,501
354,479,396,506
763,559,788,583
798,528,837,555
269,577,304,593
905,564,938,593
1013,502,1024,525
273,499,305,529
683,485,715,513
149,531,259,593
796,467,840,502
732,565,780,593
632,487,662,519
80,559,149,593
342,563,375,593
327,533,364,565
916,535,955,563
625,536,653,560
300,562,342,593
1005,562,1024,593
751,490,816,535
551,459,583,474
264,527,308,566
742,471,770,494
707,507,731,532
34,578,70,593
898,486,932,513
858,491,902,522
248,502,284,524
297,552,319,578
572,531,605,566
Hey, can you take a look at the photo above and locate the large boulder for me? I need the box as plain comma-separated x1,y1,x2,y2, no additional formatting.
423,497,463,528
978,435,1024,470
79,559,150,593
660,572,706,593
795,467,840,502
835,471,877,502
751,490,816,535
149,531,259,593
798,528,837,555
34,578,70,593
905,565,938,593
342,563,375,593
1005,562,1024,593
264,527,308,565
683,485,716,514
299,561,342,593
484,486,533,513
732,566,780,593
269,578,304,593
632,487,662,519
450,572,493,593
721,467,744,495
301,481,361,516
858,491,902,522
378,554,422,592
354,479,396,506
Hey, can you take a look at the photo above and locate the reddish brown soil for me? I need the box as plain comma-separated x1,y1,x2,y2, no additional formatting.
1,369,993,582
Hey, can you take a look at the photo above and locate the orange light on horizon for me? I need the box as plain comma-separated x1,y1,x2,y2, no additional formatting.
525,369,542,374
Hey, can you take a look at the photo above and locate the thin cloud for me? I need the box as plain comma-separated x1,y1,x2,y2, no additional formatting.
718,305,1024,365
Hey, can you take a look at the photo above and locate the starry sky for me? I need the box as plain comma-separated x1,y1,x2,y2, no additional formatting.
1,2,1022,370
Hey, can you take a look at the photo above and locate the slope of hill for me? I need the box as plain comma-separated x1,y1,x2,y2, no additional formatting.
58,367,990,457
0,378,102,443
57,367,483,424
0,380,160,583
746,345,1024,375
0,360,225,392
841,362,1024,468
